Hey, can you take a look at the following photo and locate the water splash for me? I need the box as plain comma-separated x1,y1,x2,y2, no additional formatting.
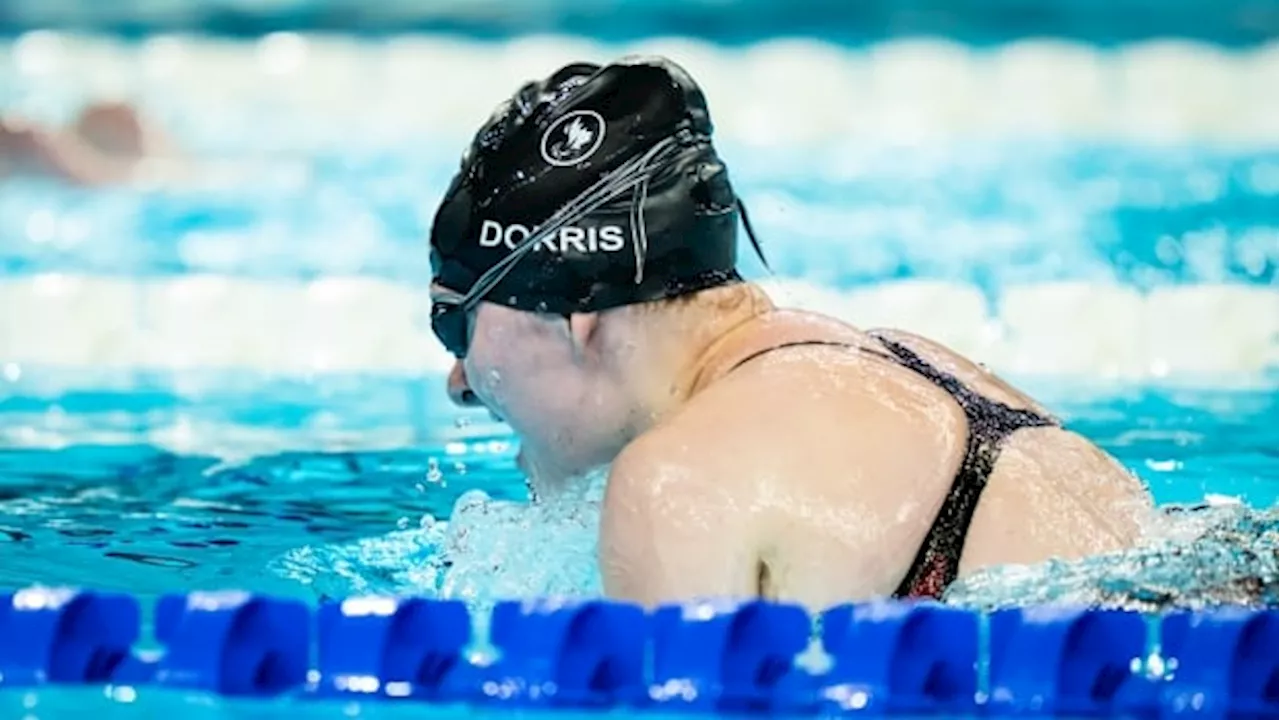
271,468,608,633
437,478,605,610
275,476,1277,626
945,500,1278,611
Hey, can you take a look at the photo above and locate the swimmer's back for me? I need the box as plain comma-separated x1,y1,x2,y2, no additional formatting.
858,325,1152,576
600,309,1153,608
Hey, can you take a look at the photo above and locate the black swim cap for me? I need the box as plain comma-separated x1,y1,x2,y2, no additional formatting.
429,56,760,318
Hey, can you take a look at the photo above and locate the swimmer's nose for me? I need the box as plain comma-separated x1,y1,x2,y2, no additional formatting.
447,361,482,407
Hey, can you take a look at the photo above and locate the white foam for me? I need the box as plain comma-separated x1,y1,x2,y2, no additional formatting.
0,275,1273,382
1,33,1274,147
0,410,424,457
760,278,998,356
1144,284,1280,378
997,283,1150,379
982,41,1108,137
134,275,445,374
0,274,142,369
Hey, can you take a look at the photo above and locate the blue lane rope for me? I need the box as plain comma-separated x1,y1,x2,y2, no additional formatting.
0,587,1275,716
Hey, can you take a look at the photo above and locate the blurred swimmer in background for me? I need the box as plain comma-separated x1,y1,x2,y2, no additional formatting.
0,101,176,185
427,56,1155,610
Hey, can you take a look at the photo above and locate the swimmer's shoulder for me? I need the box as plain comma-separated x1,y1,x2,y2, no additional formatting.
700,308,1056,424
865,327,1055,418
692,308,876,384
632,335,882,477
600,414,764,604
609,373,798,494
754,308,870,344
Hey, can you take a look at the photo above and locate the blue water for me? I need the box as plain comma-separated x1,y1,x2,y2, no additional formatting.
0,378,1276,717
1,13,1278,714
2,144,1276,290
0,378,1275,598
0,0,1275,45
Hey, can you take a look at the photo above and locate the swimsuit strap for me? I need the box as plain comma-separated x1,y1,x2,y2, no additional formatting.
869,333,1058,598
723,339,858,374
868,333,1057,434
722,332,1060,600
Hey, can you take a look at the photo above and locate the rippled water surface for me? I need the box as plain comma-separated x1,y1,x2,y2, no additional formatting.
1,35,1277,720
0,379,1276,718
1,379,1275,606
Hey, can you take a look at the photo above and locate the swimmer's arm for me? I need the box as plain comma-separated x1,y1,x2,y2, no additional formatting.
0,120,131,186
598,441,758,607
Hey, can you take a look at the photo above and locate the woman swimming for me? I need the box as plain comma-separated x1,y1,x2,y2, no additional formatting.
425,56,1154,609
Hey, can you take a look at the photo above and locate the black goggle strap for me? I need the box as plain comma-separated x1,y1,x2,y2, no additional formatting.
454,134,687,313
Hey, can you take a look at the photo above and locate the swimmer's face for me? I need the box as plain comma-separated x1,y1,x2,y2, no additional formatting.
433,284,627,482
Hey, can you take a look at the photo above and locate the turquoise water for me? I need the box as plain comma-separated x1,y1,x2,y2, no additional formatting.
3,144,1275,287
1,134,1273,604
0,378,1276,718
1,16,1278,715
0,0,1274,45
1,128,1277,720
0,379,1275,600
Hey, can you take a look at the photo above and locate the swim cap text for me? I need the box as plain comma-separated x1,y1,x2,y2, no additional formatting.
478,220,626,253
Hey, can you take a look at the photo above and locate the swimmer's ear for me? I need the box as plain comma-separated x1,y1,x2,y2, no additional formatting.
567,312,602,361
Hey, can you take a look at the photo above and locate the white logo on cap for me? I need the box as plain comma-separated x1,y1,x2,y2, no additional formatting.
540,110,606,167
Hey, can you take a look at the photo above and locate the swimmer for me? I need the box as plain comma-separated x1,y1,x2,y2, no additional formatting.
0,101,176,185
427,57,1155,609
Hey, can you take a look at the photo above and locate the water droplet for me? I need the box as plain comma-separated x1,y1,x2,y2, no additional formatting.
45,405,69,427
454,462,468,476
425,457,445,485
397,517,410,530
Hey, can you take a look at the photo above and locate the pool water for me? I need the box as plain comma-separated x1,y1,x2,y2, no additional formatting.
0,378,1275,603
0,29,1277,717
0,379,1276,718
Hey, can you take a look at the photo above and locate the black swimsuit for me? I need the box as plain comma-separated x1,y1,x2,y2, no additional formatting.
727,332,1060,599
